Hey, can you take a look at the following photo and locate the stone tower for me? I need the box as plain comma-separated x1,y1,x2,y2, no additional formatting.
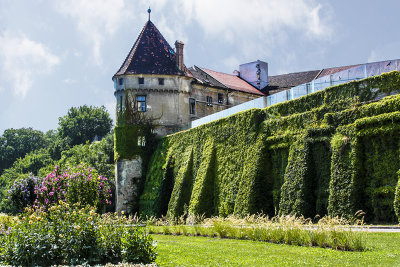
112,15,193,213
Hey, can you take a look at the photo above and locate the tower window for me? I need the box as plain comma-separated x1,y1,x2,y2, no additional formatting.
118,78,124,86
206,96,213,106
137,96,146,112
119,96,123,113
218,93,223,104
138,136,146,147
189,98,196,115
138,77,144,84
158,78,164,85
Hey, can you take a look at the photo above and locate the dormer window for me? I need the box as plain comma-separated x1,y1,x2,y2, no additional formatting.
138,77,144,85
158,78,164,85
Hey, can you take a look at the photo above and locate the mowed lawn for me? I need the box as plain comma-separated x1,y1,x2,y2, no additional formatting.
153,233,400,266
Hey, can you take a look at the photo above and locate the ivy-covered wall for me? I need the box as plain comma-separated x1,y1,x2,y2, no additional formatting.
134,71,400,222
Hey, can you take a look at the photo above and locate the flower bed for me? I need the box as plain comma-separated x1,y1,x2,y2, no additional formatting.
0,202,156,266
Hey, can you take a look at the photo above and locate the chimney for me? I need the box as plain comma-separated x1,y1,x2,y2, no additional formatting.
175,40,184,72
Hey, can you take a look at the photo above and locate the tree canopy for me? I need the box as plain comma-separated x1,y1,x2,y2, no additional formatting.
0,128,48,174
58,105,113,146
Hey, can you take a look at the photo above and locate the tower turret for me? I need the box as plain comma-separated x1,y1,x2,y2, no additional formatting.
113,10,193,213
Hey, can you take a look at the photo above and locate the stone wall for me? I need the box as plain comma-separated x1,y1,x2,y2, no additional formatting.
115,157,142,213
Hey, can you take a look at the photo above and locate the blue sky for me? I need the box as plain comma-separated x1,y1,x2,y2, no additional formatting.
0,0,399,134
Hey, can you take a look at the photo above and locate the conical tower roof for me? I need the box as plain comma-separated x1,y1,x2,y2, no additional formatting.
114,20,189,77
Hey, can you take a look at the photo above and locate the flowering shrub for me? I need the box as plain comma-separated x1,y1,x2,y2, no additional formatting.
35,164,112,212
7,175,38,214
0,214,17,236
0,202,157,266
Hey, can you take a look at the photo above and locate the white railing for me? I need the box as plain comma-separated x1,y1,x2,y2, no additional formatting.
191,97,267,128
191,59,400,128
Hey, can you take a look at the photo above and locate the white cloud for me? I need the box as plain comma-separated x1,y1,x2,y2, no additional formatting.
128,0,332,73
55,0,133,65
0,31,60,97
178,0,331,40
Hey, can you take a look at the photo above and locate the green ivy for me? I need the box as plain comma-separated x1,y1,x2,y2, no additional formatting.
279,137,313,217
167,147,194,218
234,134,272,216
266,148,289,215
130,71,400,222
188,139,216,217
327,133,356,217
138,141,171,217
310,141,332,216
114,125,141,161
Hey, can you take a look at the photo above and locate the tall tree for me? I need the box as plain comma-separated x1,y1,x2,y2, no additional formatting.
58,105,113,146
0,128,48,174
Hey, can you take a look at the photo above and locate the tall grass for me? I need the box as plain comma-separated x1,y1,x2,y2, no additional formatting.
147,214,367,251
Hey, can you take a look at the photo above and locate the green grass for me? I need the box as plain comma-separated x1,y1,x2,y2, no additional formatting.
153,233,400,266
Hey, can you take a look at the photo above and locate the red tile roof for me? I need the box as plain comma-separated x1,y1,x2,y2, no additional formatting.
114,20,191,77
200,67,264,96
189,66,226,88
